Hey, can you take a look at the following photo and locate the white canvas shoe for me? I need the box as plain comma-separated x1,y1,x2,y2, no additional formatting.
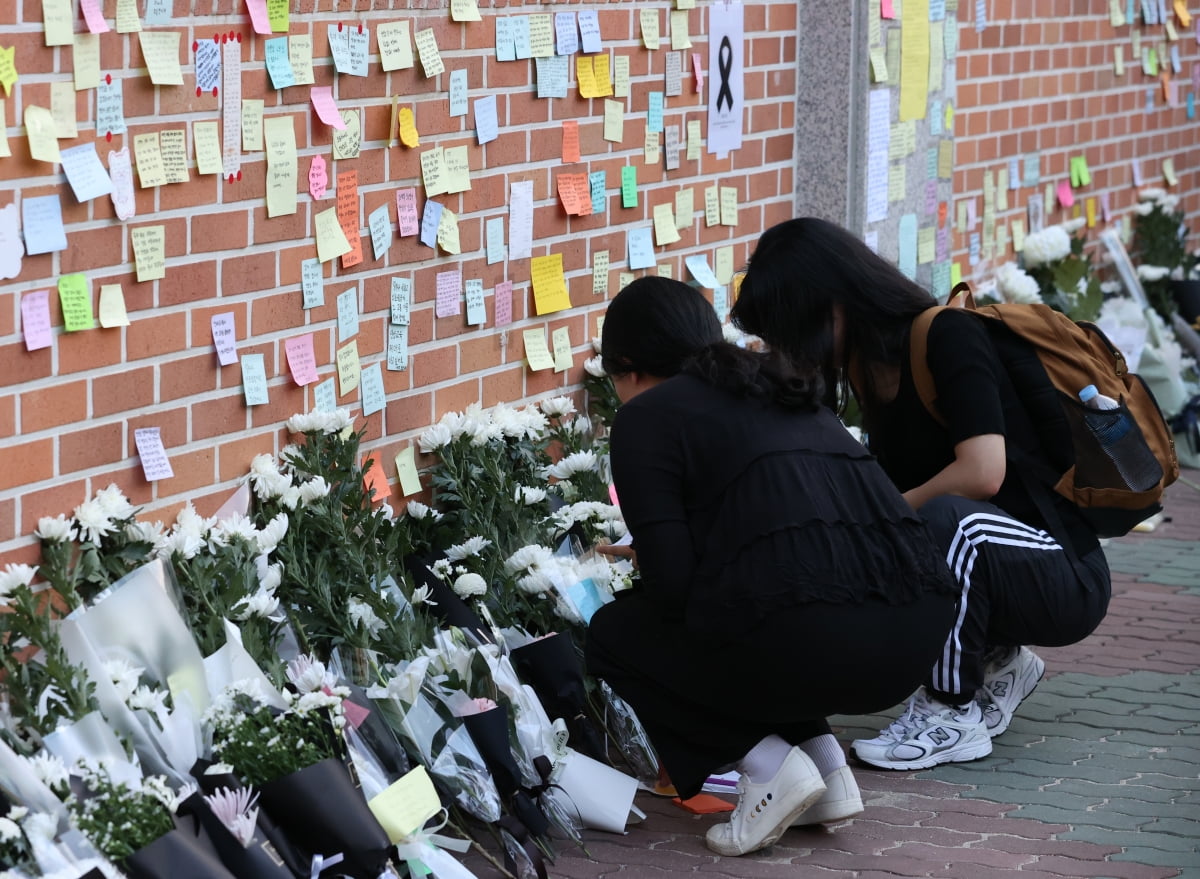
791,765,864,825
704,747,826,856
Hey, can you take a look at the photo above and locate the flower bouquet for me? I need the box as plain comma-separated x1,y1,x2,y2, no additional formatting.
1132,187,1200,322
1021,219,1102,321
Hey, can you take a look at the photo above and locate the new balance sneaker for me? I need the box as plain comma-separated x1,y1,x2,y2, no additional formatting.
704,747,826,856
791,765,864,826
849,688,933,757
977,646,1045,738
851,697,992,770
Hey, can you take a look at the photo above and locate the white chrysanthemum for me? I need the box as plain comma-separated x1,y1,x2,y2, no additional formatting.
175,502,213,536
1137,186,1166,202
547,450,598,479
1099,280,1123,295
583,356,606,378
1137,264,1171,282
517,485,547,505
103,658,144,701
93,484,136,522
128,684,169,715
591,336,603,354
299,475,330,504
287,655,335,693
540,396,576,418
258,562,283,593
1132,201,1155,216
286,409,353,434
445,536,492,561
256,512,289,555
23,752,68,791
504,544,556,574
73,497,115,545
995,262,1043,305
0,564,37,606
467,413,503,446
34,514,75,543
1157,193,1180,211
348,598,386,637
518,405,548,438
1021,225,1072,268
406,500,441,521
125,519,166,551
517,571,553,595
410,585,437,606
490,403,527,439
159,527,205,560
278,485,303,510
1061,216,1086,233
452,572,488,598
209,513,257,548
231,587,281,621
0,816,19,842
418,423,454,453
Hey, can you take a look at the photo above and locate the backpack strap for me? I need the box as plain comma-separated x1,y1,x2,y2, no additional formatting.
909,282,975,428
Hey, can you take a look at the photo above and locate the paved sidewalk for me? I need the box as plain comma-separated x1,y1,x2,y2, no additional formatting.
466,473,1200,878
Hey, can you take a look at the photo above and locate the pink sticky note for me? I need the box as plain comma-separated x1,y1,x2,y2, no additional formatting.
285,333,319,385
1100,192,1111,222
495,280,513,327
692,53,704,94
21,290,53,351
311,87,347,130
309,156,327,199
1193,62,1200,91
881,0,895,18
211,312,238,366
1056,180,1075,208
244,0,272,35
81,0,111,33
435,270,462,318
396,188,419,236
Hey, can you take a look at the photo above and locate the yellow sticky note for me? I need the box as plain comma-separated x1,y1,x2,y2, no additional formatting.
436,207,461,254
131,225,166,282
133,132,167,187
1162,158,1178,186
451,0,482,22
522,328,555,371
420,147,448,195
719,186,738,227
592,250,610,295
531,253,572,316
657,263,673,279
603,99,624,143
315,207,353,263
593,54,612,97
614,56,631,98
368,767,441,843
160,129,189,184
888,165,907,202
139,32,184,86
654,203,682,246
25,105,61,164
617,272,634,292
937,141,954,179
333,109,360,160
670,10,692,50
1175,0,1192,27
443,145,471,193
289,34,315,84
394,446,422,497
264,116,298,218
0,46,18,97
194,121,222,175
378,22,414,71
898,0,930,122
398,107,420,147
74,34,101,91
414,28,445,78
43,0,74,47
715,246,735,285
674,188,693,230
917,227,935,264
0,99,10,157
640,9,660,49
1114,45,1125,76
950,262,962,288
529,15,555,57
644,129,660,165
58,274,95,331
98,284,130,327
869,47,889,82
115,0,141,32
577,57,598,99
704,185,719,227
1011,219,1026,252
242,99,264,151
686,119,701,160
336,340,361,395
50,81,77,138
552,326,573,373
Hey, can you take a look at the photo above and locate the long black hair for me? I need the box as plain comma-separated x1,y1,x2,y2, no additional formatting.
601,276,821,410
730,217,936,413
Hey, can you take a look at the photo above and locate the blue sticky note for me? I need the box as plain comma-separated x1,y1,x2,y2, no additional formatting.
265,37,295,89
535,55,569,98
474,94,499,144
241,353,269,406
22,195,68,255
898,213,918,280
496,17,516,61
589,170,606,215
1188,91,1195,120
314,378,337,411
567,578,609,624
930,100,942,135
628,226,655,270
648,91,664,133
449,69,468,117
360,362,386,416
420,200,443,248
513,16,532,60
337,287,359,341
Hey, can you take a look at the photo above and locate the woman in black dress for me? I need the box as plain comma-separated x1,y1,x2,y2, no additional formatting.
585,277,957,856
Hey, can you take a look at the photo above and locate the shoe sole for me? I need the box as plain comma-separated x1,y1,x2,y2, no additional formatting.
851,737,993,771
705,778,827,856
987,655,1046,738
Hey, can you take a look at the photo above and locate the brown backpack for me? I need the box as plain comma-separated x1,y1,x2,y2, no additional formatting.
910,284,1180,538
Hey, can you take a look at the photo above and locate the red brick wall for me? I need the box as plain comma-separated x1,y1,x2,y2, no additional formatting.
0,1,799,563
952,1,1200,279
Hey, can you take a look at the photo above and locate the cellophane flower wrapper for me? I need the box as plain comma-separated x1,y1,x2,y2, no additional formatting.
326,650,412,795
365,657,501,824
506,632,607,763
596,681,660,787
121,823,237,879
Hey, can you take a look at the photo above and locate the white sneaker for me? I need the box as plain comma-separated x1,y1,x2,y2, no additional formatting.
851,697,992,770
850,689,933,755
791,765,864,825
977,646,1045,738
704,747,826,856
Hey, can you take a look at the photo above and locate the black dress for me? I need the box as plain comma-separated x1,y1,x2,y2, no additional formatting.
585,374,957,797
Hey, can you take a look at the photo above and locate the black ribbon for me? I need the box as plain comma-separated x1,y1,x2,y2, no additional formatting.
716,36,734,112
497,816,549,879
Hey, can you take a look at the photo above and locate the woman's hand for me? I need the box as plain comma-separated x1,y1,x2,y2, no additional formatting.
596,543,638,568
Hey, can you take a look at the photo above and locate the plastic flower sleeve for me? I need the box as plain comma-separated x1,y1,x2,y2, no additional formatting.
0,739,68,824
597,681,660,786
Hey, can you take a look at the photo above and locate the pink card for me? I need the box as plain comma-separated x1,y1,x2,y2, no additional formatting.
494,280,513,327
1056,180,1075,208
81,0,111,33
311,87,347,130
692,53,704,94
396,188,419,236
21,290,52,351
881,0,895,18
435,270,462,318
211,312,238,366
1100,192,1111,222
244,0,272,35
285,333,319,385
309,155,327,199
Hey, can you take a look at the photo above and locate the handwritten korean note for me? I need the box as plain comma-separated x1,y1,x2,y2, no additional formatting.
285,334,319,385
360,362,386,416
58,275,95,331
61,143,113,202
378,22,414,71
523,328,555,371
131,225,166,282
134,427,175,481
436,270,463,318
99,284,130,327
302,258,324,309
22,290,53,351
414,28,445,77
23,196,68,255
209,314,236,366
336,340,361,394
530,253,571,315
552,326,573,373
465,279,487,326
140,32,184,85
241,353,270,405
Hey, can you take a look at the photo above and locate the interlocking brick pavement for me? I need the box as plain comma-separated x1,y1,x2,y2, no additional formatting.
460,474,1200,878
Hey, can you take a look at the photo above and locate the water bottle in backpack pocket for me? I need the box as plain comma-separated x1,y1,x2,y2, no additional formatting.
1076,384,1163,493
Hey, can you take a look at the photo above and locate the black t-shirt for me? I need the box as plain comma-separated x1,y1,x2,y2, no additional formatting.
610,373,956,639
863,308,1099,556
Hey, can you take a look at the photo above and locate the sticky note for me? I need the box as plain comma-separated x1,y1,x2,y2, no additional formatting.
368,205,392,261
265,116,297,217
640,9,660,49
58,275,95,331
337,286,360,340
315,207,353,262
289,34,314,84
530,15,554,56
466,279,486,326
577,57,599,98
531,254,571,315
685,255,719,288
131,225,166,282
435,270,462,318
420,147,449,196
111,149,136,221
420,200,443,249
1056,180,1075,208
452,0,481,22
719,187,738,226
398,107,420,147
301,259,324,309
336,340,360,394
396,188,419,237
614,55,630,97
378,21,414,71
133,132,167,187
74,33,101,90
161,130,188,184
1163,158,1178,185
670,9,692,49
241,353,269,406
436,207,461,254
603,99,624,142
592,250,610,295
621,165,638,208
139,32,183,85
654,204,681,246
134,427,174,481
648,91,664,133
265,37,295,89
535,55,569,98
25,105,60,164
495,280,513,326
311,87,346,129
22,290,53,351
443,146,471,193
61,143,113,202
367,767,442,843
523,328,555,371
715,246,735,285
579,9,602,53
210,312,238,365
360,363,386,417
593,53,612,95
628,227,655,270
193,121,222,174
449,68,468,117
552,326,573,373
333,109,361,159
336,170,363,267
395,447,422,497
98,284,129,327
414,28,445,77
675,188,694,230
486,216,505,264
589,171,606,215
282,333,318,386
475,94,499,144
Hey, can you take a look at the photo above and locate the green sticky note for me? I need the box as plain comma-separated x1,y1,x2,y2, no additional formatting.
950,262,962,288
1075,156,1091,187
1069,157,1080,188
267,0,289,32
58,274,95,331
620,165,638,209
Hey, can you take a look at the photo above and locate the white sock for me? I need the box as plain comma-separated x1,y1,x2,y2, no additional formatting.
738,734,793,783
799,734,845,777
